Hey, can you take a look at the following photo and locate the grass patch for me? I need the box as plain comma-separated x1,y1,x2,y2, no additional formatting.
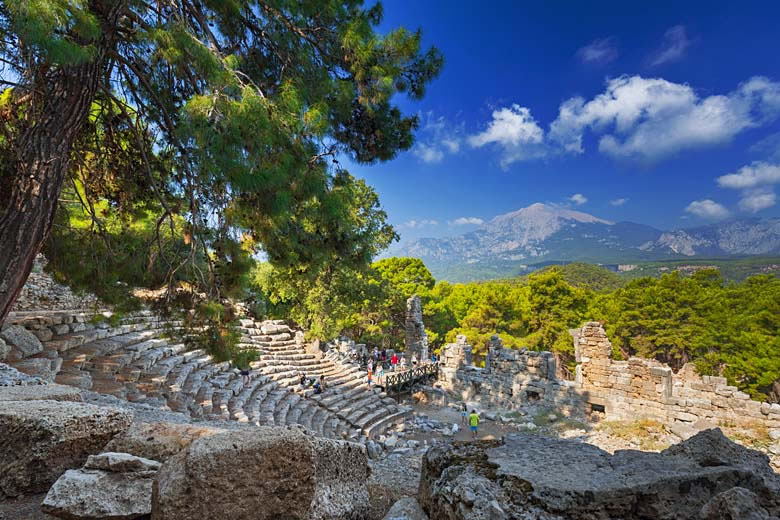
597,418,669,451
721,420,773,450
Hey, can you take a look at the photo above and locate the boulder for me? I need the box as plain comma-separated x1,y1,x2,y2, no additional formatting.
0,383,82,402
0,400,132,497
699,487,774,520
366,440,383,460
383,497,428,520
419,429,780,520
152,426,370,520
104,421,228,462
0,325,43,358
42,453,160,519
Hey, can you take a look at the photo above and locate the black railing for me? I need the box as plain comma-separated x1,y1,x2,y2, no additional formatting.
381,362,439,394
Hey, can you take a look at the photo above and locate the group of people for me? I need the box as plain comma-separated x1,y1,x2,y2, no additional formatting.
299,372,327,394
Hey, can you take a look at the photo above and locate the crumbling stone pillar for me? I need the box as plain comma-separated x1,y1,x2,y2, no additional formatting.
486,335,503,373
456,335,472,367
405,295,429,361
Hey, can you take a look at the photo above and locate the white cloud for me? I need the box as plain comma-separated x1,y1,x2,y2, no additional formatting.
610,197,628,206
412,112,463,164
549,75,780,161
449,217,484,226
738,189,776,213
413,143,444,164
750,131,780,161
649,25,691,66
716,161,780,213
717,161,780,189
467,104,546,168
568,193,588,205
404,219,438,229
576,37,619,65
684,199,730,220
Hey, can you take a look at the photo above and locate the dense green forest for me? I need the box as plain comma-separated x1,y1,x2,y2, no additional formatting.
257,259,780,400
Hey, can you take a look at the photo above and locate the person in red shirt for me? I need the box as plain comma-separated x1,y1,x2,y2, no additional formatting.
390,353,398,371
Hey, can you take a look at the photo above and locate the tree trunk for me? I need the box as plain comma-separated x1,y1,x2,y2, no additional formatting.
0,1,125,324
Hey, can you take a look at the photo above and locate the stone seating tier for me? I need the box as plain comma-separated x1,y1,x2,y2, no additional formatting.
3,311,409,441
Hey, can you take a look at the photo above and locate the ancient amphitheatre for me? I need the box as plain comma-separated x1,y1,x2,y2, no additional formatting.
1,0,780,518
0,267,778,519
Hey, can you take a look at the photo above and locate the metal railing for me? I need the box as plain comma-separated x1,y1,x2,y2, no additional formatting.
381,362,439,394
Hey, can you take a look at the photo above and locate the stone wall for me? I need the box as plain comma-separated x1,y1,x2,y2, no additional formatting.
404,295,428,362
437,320,780,430
438,334,585,415
576,321,780,429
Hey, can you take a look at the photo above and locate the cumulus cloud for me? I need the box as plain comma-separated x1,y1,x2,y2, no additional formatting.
404,219,438,229
717,161,780,213
568,193,588,205
412,112,463,164
717,161,780,189
610,197,628,206
467,104,546,168
650,25,691,66
738,189,776,213
684,199,730,220
576,37,619,65
449,217,484,226
548,75,780,161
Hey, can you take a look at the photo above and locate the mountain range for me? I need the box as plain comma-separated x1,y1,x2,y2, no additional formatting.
391,203,780,282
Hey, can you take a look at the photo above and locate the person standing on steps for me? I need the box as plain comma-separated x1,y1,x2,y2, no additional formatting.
391,352,398,371
241,367,251,386
376,363,384,388
469,409,479,439
367,365,373,387
461,402,468,425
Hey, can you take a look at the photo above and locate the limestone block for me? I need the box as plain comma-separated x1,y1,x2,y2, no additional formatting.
0,384,82,402
153,427,370,520
0,400,132,497
0,325,43,358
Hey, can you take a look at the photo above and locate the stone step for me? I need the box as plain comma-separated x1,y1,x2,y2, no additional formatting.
364,408,412,439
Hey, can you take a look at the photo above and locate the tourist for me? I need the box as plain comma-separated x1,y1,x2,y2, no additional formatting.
367,365,373,387
411,353,417,367
430,352,437,363
461,402,468,425
469,409,479,439
314,376,327,394
399,357,407,371
299,372,307,389
381,349,387,362
376,363,384,387
391,352,398,371
367,358,373,372
241,368,251,385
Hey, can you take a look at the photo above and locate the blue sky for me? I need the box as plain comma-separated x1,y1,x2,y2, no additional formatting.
345,0,780,244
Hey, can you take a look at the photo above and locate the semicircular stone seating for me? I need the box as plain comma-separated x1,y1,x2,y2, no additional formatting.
2,310,410,442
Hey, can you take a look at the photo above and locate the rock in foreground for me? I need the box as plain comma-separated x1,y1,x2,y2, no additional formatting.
0,400,132,497
152,426,370,520
419,429,780,520
42,452,160,519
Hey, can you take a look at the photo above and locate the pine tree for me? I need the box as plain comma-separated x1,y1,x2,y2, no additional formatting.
0,0,442,322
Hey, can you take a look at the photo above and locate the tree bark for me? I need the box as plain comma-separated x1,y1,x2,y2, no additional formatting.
0,1,125,324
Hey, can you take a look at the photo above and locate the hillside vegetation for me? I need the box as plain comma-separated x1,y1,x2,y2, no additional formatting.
258,257,780,401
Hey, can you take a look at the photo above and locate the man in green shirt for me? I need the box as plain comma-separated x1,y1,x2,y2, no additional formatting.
468,410,479,439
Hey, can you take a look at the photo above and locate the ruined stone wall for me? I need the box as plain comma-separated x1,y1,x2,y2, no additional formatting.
437,319,780,429
438,335,585,414
404,295,428,362
576,322,780,429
